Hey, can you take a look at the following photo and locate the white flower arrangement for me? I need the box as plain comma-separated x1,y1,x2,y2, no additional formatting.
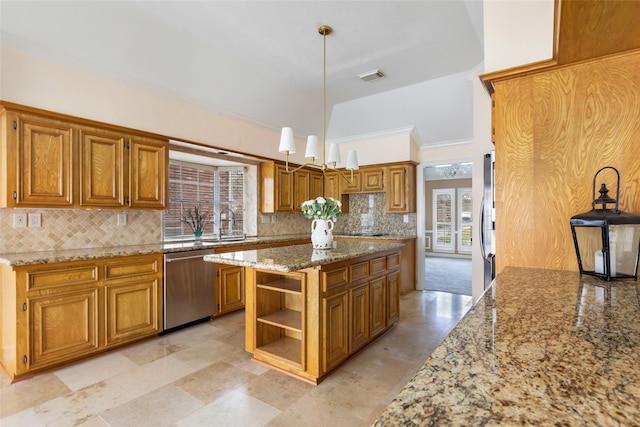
301,196,342,220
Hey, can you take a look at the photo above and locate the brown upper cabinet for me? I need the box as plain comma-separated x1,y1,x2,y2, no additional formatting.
344,167,385,194
260,161,324,213
386,163,416,213
0,103,168,209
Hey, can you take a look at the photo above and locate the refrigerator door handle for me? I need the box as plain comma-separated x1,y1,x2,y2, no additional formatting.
480,197,487,260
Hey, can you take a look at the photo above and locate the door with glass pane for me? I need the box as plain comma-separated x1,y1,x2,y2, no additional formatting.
458,188,472,254
433,189,455,252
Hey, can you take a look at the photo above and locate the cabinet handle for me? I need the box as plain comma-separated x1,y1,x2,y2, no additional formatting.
13,191,17,200
13,120,17,130
22,355,27,364
22,302,27,311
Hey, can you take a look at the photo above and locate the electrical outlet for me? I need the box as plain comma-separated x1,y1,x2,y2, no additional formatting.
403,214,409,223
261,214,271,224
14,213,27,228
28,213,41,227
117,213,127,226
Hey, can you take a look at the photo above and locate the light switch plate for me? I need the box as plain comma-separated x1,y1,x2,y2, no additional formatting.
28,213,41,227
117,213,127,226
14,213,27,228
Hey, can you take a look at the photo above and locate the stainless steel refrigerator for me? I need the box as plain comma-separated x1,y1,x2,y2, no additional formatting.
481,151,496,288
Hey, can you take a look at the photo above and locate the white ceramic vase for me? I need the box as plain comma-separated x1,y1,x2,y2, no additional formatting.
311,219,334,250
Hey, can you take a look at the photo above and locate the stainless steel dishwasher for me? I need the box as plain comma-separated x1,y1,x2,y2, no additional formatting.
163,249,215,332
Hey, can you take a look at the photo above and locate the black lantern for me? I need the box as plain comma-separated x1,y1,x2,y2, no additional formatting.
570,166,640,281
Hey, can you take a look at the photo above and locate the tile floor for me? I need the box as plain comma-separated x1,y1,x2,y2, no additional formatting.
1,291,472,427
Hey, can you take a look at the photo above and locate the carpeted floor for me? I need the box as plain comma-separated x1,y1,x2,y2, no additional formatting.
424,256,472,295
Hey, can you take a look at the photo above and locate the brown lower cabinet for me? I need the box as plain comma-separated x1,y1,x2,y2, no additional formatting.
0,254,162,381
244,248,401,384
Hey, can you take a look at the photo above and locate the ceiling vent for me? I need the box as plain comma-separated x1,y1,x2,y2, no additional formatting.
358,69,385,82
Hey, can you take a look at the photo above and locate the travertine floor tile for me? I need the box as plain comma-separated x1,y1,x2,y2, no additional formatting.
245,369,314,411
99,384,203,427
0,373,69,418
175,389,280,427
174,360,257,404
54,352,138,391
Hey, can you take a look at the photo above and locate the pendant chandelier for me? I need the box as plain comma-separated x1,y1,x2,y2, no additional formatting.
278,25,358,181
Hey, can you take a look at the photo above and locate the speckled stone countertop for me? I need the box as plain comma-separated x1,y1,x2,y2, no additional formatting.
0,234,304,266
0,233,413,267
374,267,640,426
203,240,405,272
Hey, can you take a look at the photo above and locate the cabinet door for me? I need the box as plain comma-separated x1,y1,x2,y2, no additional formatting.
349,283,370,352
105,278,160,346
28,288,100,370
387,271,400,325
362,167,385,192
15,115,74,206
310,170,324,200
216,265,245,315
322,291,349,373
342,170,361,194
324,171,341,200
370,277,387,337
79,127,125,207
386,164,416,213
294,169,311,211
275,163,295,211
129,136,168,209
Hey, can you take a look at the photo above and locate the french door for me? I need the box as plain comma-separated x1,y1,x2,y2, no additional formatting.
433,188,472,254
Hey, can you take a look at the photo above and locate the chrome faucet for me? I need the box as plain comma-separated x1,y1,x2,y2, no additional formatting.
218,208,236,239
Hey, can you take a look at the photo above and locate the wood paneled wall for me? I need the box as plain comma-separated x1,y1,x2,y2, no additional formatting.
494,50,640,273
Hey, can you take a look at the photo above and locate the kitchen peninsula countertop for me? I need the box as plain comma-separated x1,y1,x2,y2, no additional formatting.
374,267,640,426
203,240,405,272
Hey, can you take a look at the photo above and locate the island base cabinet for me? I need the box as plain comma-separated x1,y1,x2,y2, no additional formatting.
322,291,349,373
245,248,401,384
0,254,162,382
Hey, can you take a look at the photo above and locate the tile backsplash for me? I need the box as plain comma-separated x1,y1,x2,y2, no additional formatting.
0,209,162,254
257,193,416,237
0,193,415,254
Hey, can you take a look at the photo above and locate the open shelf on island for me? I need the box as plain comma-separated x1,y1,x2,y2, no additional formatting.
255,336,302,366
257,309,302,332
256,277,302,293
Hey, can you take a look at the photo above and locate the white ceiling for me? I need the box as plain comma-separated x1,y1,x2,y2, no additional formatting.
0,1,483,148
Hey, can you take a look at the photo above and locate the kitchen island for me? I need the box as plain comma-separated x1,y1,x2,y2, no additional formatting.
374,267,640,425
203,240,404,383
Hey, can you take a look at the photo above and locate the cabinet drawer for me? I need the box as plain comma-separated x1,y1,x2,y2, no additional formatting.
350,261,369,282
370,257,387,275
322,266,348,292
387,253,400,270
26,265,99,292
104,256,159,280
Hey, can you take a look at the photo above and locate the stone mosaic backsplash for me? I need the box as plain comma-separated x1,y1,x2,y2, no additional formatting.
257,192,416,237
0,193,415,254
0,209,162,254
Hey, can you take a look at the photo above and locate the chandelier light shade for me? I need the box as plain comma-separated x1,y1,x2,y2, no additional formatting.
278,127,296,154
279,25,358,181
327,143,341,165
569,166,640,281
304,135,320,160
346,150,359,171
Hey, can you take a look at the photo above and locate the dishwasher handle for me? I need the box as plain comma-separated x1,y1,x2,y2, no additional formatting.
165,253,215,262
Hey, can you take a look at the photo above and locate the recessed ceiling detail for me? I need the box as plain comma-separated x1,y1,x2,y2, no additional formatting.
358,69,386,82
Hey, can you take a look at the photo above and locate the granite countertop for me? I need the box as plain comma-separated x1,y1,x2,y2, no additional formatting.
0,234,309,266
374,267,640,425
203,240,405,272
0,233,414,267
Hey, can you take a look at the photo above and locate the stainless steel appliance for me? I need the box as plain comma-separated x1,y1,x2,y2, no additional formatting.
480,151,496,289
163,249,215,332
